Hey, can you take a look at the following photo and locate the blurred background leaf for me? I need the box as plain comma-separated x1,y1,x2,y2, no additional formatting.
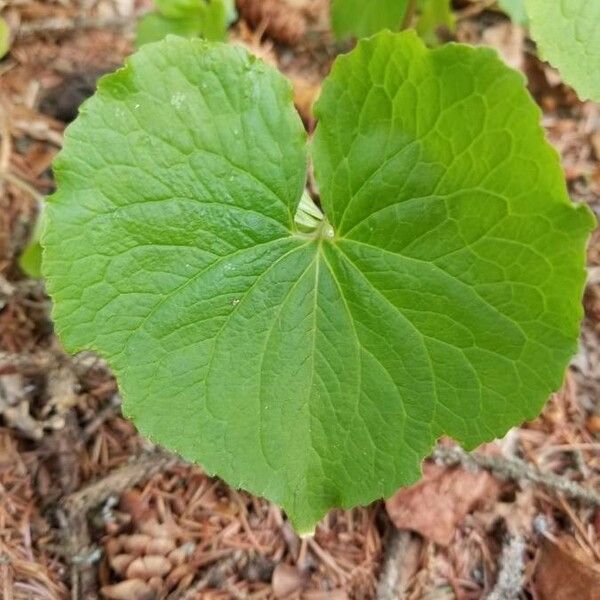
416,0,455,46
498,0,528,26
0,15,10,58
136,0,235,47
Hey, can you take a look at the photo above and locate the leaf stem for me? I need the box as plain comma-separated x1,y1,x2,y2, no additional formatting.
401,0,418,30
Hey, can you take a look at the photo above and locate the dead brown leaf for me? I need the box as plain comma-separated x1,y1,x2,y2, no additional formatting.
533,537,600,600
385,463,498,546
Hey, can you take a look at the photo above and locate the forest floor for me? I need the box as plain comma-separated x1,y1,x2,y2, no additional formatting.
1,1,600,599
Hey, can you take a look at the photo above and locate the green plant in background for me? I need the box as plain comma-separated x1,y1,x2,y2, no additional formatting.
136,0,236,46
415,0,455,46
42,33,593,533
330,0,410,39
525,0,600,102
19,209,44,279
498,0,599,101
0,15,10,58
331,0,600,102
498,0,527,26
331,0,454,44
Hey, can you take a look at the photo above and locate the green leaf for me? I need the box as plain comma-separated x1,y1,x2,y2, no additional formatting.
222,0,237,25
137,0,229,46
20,242,43,278
42,33,593,533
416,0,455,45
526,0,600,101
20,208,44,279
198,0,228,41
136,13,203,46
0,16,10,58
154,0,202,18
498,0,528,26
20,202,47,279
331,0,409,39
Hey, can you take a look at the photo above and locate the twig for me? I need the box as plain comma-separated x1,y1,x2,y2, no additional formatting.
59,450,179,600
433,445,600,506
307,538,349,580
0,102,11,175
556,496,600,562
0,103,45,205
486,535,525,600
80,394,122,442
1,170,45,204
0,551,13,600
0,104,42,213
56,508,98,600
54,413,95,600
376,530,420,600
62,449,179,515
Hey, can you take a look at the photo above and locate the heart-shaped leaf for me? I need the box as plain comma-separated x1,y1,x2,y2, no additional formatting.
43,33,593,533
526,0,600,101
